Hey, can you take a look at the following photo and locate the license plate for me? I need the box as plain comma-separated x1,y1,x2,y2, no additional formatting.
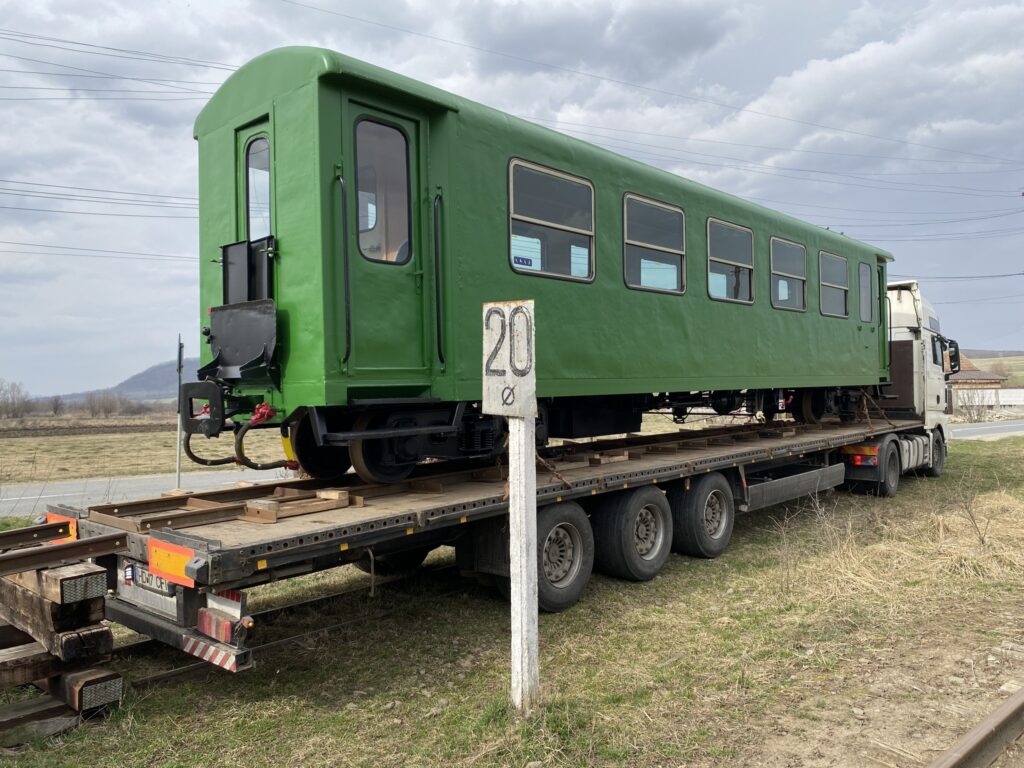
136,564,175,595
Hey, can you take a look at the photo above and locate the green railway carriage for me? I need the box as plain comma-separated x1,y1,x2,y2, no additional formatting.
182,46,892,483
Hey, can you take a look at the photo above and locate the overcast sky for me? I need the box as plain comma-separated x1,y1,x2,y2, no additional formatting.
0,0,1021,396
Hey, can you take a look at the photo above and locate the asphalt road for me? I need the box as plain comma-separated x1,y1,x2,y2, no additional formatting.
949,418,1024,441
0,468,289,519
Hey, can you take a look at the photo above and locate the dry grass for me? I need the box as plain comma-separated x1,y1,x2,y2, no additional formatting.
0,428,284,484
7,438,1024,767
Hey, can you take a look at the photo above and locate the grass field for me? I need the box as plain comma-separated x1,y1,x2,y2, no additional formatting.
6,437,1024,767
0,424,285,484
972,355,1024,388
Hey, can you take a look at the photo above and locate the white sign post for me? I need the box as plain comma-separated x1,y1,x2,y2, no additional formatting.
482,299,538,715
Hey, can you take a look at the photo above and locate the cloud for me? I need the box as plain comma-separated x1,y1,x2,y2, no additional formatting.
0,0,1021,396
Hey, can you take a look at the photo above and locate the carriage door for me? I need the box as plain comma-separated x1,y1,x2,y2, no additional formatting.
346,107,427,375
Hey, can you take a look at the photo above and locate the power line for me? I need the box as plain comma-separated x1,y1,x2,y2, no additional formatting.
890,271,1024,281
747,197,1023,216
0,66,223,85
0,95,205,101
0,178,197,201
551,122,1024,178
934,292,1024,305
0,204,197,218
0,248,196,264
0,29,236,71
0,85,214,94
0,189,197,210
820,210,1023,228
0,52,214,95
0,28,235,69
521,116,1021,167
276,0,1020,164
0,240,197,259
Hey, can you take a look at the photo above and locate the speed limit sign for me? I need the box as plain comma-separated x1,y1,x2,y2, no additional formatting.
482,300,536,418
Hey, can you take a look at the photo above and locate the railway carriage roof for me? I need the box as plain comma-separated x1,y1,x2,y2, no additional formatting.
196,46,893,263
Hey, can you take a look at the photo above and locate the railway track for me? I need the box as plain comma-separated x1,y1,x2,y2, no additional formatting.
928,687,1024,767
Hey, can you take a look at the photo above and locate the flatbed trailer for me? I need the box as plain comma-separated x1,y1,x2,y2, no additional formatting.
28,415,938,674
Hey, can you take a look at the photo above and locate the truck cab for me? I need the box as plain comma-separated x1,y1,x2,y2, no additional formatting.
886,280,960,434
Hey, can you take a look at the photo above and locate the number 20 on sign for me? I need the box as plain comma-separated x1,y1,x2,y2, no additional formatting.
482,300,536,418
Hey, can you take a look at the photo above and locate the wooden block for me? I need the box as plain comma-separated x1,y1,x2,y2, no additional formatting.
47,668,123,712
316,489,350,501
5,563,106,604
0,578,106,660
588,453,629,466
627,448,648,459
243,497,348,523
678,438,708,448
0,642,60,687
350,495,366,508
648,443,679,454
410,479,445,494
0,696,79,747
160,488,192,497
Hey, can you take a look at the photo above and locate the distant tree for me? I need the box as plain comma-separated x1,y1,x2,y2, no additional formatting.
49,394,65,416
990,361,1009,378
0,379,31,419
83,391,101,418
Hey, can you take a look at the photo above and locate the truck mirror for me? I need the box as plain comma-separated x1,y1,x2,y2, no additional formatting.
946,339,961,376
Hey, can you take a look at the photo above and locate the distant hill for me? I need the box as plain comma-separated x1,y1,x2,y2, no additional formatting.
962,349,1024,359
62,358,200,402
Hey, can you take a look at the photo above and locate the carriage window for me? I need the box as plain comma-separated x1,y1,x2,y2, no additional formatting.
770,238,805,311
858,262,873,322
246,137,271,240
820,251,849,317
624,195,684,294
356,120,411,264
510,160,593,280
707,219,753,303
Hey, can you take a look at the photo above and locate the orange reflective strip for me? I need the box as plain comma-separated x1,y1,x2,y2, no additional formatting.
148,538,196,587
46,512,77,544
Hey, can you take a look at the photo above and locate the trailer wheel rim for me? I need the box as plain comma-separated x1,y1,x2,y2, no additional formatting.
703,490,727,539
634,504,664,559
544,523,582,588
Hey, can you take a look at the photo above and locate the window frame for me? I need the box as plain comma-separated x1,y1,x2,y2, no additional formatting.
769,236,806,313
508,157,595,283
819,250,849,318
622,192,686,296
243,134,272,242
706,217,755,305
353,116,414,267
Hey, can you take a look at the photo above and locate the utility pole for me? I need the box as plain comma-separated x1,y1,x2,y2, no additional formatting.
174,334,184,491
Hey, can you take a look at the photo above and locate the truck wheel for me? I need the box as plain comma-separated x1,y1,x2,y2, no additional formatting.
876,442,900,497
591,487,673,582
537,502,594,613
922,432,945,478
667,473,735,558
354,545,432,575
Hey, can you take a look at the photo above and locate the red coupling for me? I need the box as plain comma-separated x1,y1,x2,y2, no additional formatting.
250,402,276,426
285,460,300,471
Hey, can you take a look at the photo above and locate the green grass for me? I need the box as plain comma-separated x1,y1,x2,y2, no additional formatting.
8,438,1024,767
0,516,31,532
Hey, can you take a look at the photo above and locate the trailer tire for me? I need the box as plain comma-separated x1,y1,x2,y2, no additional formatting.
537,502,594,613
922,432,945,478
591,487,673,582
668,473,735,558
876,442,900,497
354,545,432,576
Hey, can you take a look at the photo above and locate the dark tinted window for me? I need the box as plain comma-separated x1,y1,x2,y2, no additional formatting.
356,121,411,264
510,160,593,280
246,137,271,241
708,219,753,302
512,164,593,231
820,251,849,317
624,195,684,293
770,238,805,311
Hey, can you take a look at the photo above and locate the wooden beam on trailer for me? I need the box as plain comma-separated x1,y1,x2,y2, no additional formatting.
4,563,106,604
0,696,78,747
0,578,111,660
